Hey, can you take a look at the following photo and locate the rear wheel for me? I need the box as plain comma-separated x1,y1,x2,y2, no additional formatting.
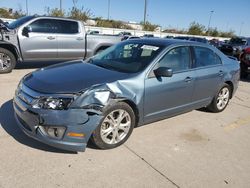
0,48,16,74
91,102,135,149
207,84,231,113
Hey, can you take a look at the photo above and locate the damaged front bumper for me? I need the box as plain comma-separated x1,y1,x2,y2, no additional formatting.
13,89,102,152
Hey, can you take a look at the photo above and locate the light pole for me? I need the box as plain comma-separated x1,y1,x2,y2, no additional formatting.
26,0,28,15
108,0,110,20
207,10,214,31
239,22,244,36
60,0,62,11
143,0,147,25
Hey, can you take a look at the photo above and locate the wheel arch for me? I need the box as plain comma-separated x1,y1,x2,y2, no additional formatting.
119,99,140,127
225,81,234,99
0,43,20,61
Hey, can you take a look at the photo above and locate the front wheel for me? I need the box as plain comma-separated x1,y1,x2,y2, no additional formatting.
207,84,231,113
0,48,16,74
91,102,135,149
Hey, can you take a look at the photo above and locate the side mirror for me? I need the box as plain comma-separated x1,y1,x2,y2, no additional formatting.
154,67,173,77
22,26,32,37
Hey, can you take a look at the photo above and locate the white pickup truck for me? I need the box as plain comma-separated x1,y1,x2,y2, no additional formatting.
0,15,122,73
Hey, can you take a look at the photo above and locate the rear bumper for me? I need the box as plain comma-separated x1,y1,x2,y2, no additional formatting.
13,96,102,152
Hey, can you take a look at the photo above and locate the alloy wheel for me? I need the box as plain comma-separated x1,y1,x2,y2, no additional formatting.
216,87,230,110
0,53,11,71
100,109,131,144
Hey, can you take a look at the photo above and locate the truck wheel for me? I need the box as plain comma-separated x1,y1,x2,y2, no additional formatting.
0,48,16,74
91,102,135,149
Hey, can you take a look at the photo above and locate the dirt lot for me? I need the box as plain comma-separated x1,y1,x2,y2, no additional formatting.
0,64,250,188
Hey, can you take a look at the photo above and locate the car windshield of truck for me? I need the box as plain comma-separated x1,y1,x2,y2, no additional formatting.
90,42,164,73
8,16,34,29
228,38,247,45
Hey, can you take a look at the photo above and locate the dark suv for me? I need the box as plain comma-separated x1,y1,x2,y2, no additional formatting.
220,37,250,59
240,47,250,78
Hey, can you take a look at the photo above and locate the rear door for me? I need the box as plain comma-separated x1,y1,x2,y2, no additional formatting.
191,46,224,107
56,20,86,60
19,18,58,60
144,46,195,123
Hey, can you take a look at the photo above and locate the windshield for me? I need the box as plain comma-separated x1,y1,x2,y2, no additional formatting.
8,16,34,29
90,42,164,73
228,37,247,46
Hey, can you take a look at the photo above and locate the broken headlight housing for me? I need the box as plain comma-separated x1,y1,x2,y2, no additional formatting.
32,97,73,110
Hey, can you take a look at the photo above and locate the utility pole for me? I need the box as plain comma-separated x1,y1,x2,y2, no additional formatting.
108,0,110,20
207,10,214,31
143,0,147,25
239,22,244,36
60,0,62,11
26,0,28,15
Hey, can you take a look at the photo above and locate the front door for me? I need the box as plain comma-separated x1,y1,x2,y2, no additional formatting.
19,18,58,60
144,46,195,123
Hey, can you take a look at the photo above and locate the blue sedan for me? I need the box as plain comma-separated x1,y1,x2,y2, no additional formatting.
13,39,240,152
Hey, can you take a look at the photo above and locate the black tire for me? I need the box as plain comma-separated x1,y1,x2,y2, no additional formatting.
91,102,135,149
207,84,231,113
0,48,16,74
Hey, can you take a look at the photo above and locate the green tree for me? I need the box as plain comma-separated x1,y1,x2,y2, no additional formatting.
206,27,219,37
187,22,206,35
219,30,235,38
46,7,65,17
68,7,92,22
0,8,13,18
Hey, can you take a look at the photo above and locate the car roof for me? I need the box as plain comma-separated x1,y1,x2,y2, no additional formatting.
126,38,209,47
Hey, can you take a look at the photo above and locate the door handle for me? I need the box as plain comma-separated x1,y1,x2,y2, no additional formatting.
47,36,56,40
76,37,84,41
218,70,224,77
184,77,193,82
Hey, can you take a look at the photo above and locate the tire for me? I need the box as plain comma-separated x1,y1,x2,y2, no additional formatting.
91,102,135,149
0,48,16,74
207,84,231,113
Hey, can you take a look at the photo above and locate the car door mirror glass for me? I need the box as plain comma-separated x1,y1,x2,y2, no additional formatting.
154,67,173,77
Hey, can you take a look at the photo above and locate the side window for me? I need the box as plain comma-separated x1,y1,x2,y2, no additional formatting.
28,19,56,33
157,46,191,72
193,46,222,67
55,20,79,34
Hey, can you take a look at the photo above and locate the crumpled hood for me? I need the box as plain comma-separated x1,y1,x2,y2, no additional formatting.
23,60,130,94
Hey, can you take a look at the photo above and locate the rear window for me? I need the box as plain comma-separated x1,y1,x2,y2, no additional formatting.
55,20,79,34
193,46,222,67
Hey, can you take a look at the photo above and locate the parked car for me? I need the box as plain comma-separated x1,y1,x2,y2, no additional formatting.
220,37,250,59
118,32,132,36
239,47,250,78
121,36,140,41
87,30,100,35
0,15,122,73
209,39,223,49
13,39,240,152
143,34,154,38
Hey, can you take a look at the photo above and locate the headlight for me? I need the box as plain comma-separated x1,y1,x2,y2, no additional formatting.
32,97,73,110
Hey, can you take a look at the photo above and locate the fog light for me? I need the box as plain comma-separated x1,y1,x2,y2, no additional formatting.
44,126,66,139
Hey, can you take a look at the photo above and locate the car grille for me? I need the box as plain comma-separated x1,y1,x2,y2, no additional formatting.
16,83,38,106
